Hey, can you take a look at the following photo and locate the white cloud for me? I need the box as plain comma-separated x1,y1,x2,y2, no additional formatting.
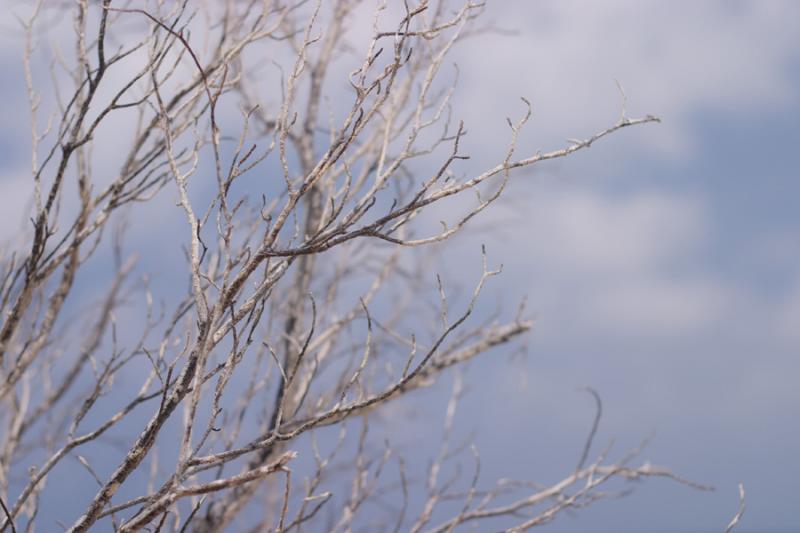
519,187,707,276
481,184,731,337
0,171,33,244
452,0,800,157
580,277,727,335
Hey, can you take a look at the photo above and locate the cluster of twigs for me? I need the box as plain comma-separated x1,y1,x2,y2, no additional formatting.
0,1,736,531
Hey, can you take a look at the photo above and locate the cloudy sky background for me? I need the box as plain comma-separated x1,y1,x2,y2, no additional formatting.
435,2,800,532
0,1,798,532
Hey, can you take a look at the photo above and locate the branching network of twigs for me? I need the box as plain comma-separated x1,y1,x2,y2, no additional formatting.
0,1,740,531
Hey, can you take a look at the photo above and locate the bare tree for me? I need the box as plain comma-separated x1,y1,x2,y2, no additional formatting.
0,1,717,531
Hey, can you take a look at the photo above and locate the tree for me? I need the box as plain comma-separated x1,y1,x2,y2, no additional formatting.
0,1,718,531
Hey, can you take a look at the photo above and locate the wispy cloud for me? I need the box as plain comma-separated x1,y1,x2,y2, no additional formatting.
452,0,800,157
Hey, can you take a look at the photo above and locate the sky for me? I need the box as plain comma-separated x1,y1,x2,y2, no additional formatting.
431,2,800,532
1,1,799,532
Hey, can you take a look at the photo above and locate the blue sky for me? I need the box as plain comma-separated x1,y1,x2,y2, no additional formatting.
424,2,800,531
1,1,799,531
